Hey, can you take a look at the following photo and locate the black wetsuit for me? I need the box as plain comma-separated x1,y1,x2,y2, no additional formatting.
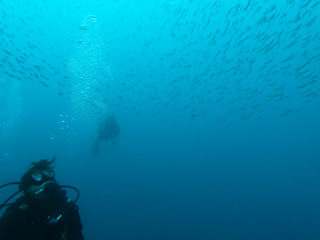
0,185,84,240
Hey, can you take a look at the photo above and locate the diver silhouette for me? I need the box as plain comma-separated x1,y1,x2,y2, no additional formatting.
92,115,120,156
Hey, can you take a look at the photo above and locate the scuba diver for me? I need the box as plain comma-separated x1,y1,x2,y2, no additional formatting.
92,115,120,156
0,157,85,240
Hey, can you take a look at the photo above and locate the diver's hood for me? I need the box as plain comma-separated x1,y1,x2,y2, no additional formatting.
19,158,56,194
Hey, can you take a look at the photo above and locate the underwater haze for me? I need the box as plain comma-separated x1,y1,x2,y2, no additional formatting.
1,0,320,239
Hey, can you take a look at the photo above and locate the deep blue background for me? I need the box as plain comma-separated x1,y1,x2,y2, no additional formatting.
1,0,320,239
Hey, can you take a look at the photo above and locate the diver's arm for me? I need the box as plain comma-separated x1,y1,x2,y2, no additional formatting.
0,206,26,239
65,204,85,240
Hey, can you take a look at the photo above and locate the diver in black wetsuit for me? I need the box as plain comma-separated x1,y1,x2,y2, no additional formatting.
0,157,85,240
92,115,120,156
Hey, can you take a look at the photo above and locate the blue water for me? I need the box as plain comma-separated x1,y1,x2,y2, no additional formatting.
1,0,320,239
